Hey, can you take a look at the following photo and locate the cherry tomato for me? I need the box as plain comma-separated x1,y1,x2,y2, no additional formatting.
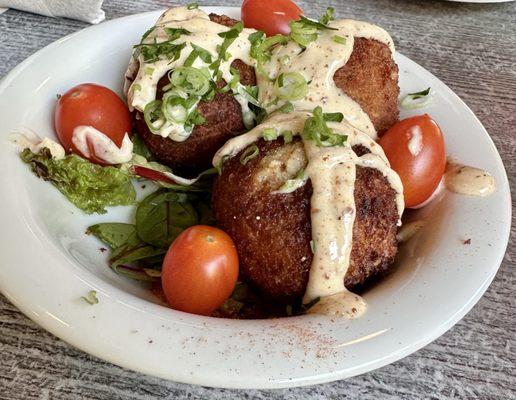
241,0,303,36
161,225,239,316
379,114,446,208
54,83,131,163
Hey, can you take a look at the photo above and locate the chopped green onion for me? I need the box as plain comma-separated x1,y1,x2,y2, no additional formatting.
211,22,244,75
134,41,186,63
239,144,259,165
300,13,337,30
215,154,230,175
400,87,432,109
186,108,206,126
408,87,431,98
302,106,347,147
332,35,347,45
274,169,307,194
144,67,154,75
289,10,337,47
323,112,344,122
186,2,198,9
319,7,335,25
184,44,213,67
162,95,189,123
140,26,156,42
132,83,142,92
264,97,279,108
276,101,294,113
249,32,289,78
164,27,191,41
81,290,99,305
310,240,316,254
262,128,278,141
289,20,318,47
220,67,240,93
282,130,293,143
134,27,188,63
236,84,261,107
280,55,290,65
275,72,308,101
169,67,211,96
144,100,166,132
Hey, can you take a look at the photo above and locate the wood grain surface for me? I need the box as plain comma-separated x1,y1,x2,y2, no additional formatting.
0,0,514,398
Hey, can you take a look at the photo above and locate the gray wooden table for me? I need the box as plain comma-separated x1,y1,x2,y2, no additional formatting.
0,0,514,398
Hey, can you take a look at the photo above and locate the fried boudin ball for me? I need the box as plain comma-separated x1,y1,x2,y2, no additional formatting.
211,139,399,300
334,37,399,134
134,14,257,175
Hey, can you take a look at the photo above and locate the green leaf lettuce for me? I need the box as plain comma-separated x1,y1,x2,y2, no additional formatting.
21,148,136,214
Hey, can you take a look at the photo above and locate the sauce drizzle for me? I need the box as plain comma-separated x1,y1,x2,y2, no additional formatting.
445,162,495,197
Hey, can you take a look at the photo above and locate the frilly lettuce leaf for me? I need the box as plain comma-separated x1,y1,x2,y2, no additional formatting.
21,148,136,214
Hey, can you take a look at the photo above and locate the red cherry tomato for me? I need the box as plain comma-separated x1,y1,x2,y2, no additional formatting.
241,0,303,36
161,226,239,316
379,114,446,208
54,83,131,163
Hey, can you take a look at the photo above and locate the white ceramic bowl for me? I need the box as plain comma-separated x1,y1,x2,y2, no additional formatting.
0,7,511,389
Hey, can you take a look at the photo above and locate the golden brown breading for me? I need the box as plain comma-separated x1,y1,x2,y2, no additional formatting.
212,139,399,300
334,38,399,134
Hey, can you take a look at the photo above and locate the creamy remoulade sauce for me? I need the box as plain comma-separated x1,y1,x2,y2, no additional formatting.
72,126,134,164
12,128,133,164
124,7,395,141
11,132,65,159
213,112,404,318
258,20,394,139
445,162,495,197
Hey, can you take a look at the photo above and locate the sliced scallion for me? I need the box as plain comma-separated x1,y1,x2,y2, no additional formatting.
162,96,188,123
274,169,307,194
144,100,166,132
184,44,213,67
289,21,318,47
239,144,259,165
400,87,432,109
282,130,293,143
275,72,308,101
236,84,261,107
169,67,210,96
81,290,99,305
319,7,335,25
280,55,290,65
289,9,337,47
323,112,344,122
249,33,289,78
215,154,230,175
332,35,347,45
276,101,294,113
302,106,347,147
262,128,278,141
